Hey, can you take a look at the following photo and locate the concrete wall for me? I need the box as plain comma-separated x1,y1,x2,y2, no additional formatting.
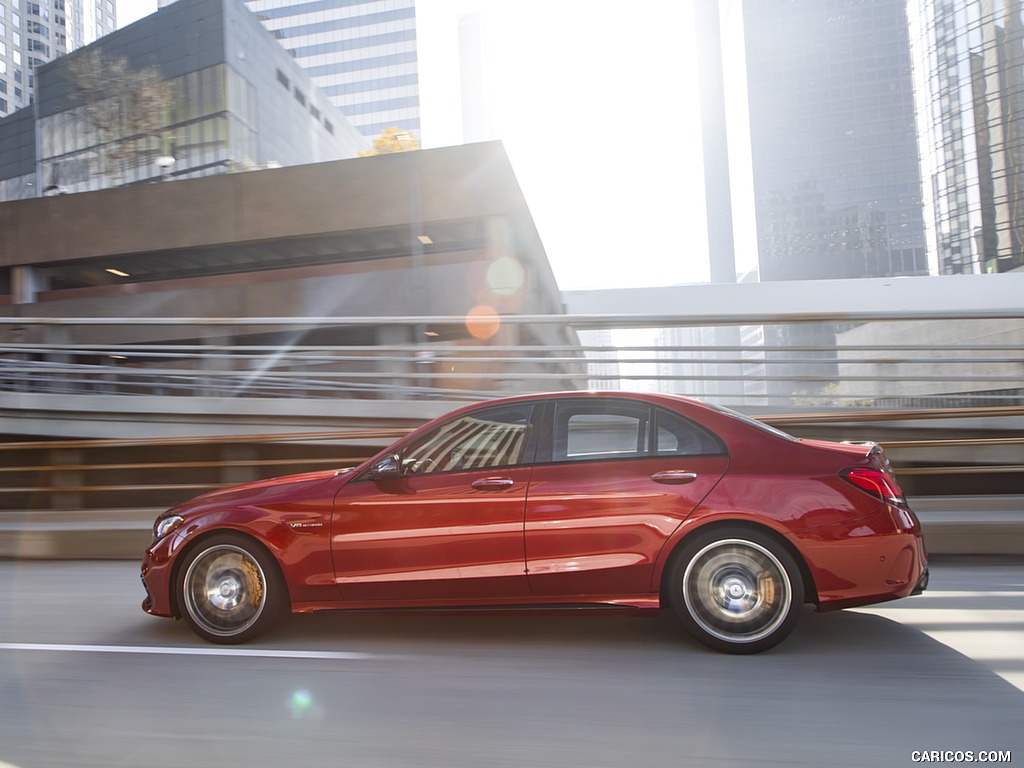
837,318,1024,401
0,143,538,267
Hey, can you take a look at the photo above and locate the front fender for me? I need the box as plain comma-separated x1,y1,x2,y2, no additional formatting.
150,504,335,609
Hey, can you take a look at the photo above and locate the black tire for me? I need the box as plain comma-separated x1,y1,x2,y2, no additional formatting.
665,527,804,654
177,532,286,644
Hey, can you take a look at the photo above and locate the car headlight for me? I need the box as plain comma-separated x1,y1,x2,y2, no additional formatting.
153,514,185,541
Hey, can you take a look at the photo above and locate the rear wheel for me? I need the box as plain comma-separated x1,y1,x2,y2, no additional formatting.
178,533,285,644
666,527,804,654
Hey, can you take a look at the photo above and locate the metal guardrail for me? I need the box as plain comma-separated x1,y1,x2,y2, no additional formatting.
2,410,1021,503
3,310,1021,557
2,311,1022,406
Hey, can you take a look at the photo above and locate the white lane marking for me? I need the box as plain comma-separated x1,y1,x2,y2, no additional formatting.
0,643,377,660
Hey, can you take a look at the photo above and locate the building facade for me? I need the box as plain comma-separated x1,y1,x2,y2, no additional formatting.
1,142,575,405
743,0,929,282
238,0,419,140
739,0,932,406
0,0,116,119
909,0,1024,275
0,0,366,200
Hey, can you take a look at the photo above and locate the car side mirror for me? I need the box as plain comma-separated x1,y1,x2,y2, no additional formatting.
370,453,402,481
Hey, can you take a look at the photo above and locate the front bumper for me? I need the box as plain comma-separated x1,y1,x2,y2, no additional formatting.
140,542,177,618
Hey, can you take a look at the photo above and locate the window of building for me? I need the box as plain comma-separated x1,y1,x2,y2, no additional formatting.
324,120,334,134
293,87,305,106
309,104,320,121
275,68,289,89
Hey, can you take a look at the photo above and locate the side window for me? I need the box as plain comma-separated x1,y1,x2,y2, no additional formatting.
654,408,724,456
553,401,650,462
550,401,725,462
401,404,533,475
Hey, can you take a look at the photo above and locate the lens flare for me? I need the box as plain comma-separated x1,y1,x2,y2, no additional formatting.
465,305,501,340
486,256,526,296
288,689,314,719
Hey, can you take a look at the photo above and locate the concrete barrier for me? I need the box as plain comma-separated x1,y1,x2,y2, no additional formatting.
2,497,1021,561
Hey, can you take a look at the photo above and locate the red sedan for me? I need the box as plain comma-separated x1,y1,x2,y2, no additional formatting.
141,391,928,653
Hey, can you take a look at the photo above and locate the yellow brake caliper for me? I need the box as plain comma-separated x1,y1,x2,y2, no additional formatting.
240,559,264,609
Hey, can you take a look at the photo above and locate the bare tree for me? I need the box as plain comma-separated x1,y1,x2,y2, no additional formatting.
357,127,421,157
61,50,177,184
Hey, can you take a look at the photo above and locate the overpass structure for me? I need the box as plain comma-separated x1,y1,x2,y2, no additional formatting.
2,274,1022,559
1,140,1022,558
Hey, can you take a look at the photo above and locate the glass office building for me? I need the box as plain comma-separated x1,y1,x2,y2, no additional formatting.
241,0,419,139
0,0,116,118
743,0,928,282
909,0,1024,274
0,0,366,200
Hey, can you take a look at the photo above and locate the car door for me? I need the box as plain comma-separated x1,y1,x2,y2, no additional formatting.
331,402,537,602
525,398,729,597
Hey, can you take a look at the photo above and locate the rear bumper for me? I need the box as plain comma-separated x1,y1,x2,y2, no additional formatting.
911,564,929,596
795,502,928,611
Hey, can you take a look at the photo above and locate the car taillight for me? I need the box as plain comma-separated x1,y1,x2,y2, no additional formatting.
840,467,907,508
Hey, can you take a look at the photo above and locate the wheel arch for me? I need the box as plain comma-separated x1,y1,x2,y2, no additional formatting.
658,519,819,608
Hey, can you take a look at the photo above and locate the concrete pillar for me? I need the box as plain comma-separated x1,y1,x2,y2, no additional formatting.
375,324,416,398
12,266,45,304
50,449,83,511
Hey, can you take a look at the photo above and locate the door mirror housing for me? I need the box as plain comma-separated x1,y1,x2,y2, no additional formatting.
370,453,402,481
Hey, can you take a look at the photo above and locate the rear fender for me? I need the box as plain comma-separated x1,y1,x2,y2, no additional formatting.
652,512,819,606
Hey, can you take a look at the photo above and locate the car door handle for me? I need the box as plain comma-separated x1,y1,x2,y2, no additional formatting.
651,470,698,485
471,477,515,490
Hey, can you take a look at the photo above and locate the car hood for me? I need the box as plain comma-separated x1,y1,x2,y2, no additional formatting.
181,467,357,507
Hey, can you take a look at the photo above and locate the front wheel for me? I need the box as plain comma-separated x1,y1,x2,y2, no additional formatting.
178,533,286,644
666,528,804,654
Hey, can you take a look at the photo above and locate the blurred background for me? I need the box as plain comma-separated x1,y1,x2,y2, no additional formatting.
0,1,1022,764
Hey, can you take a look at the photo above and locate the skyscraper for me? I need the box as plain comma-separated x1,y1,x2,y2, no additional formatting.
0,0,116,117
241,0,419,140
909,0,1024,275
742,0,928,282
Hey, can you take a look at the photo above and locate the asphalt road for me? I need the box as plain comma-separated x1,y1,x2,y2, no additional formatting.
0,559,1021,768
